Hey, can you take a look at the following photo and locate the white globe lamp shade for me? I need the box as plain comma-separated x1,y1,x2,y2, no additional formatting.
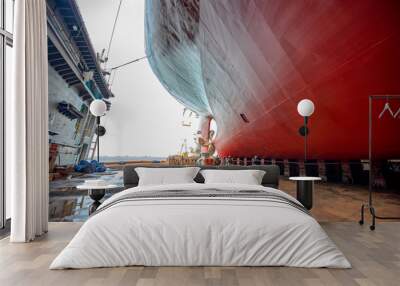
89,99,107,117
297,99,315,117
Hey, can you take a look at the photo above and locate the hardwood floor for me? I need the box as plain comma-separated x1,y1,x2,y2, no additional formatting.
2,180,399,285
1,222,400,286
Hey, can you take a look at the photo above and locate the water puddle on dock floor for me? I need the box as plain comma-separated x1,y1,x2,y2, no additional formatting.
49,169,124,222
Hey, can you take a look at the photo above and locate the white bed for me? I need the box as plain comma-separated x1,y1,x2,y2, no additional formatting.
50,183,350,269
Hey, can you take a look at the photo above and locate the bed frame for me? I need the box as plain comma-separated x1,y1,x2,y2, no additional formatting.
123,165,280,189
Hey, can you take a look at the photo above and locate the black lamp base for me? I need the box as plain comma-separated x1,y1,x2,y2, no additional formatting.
296,181,313,210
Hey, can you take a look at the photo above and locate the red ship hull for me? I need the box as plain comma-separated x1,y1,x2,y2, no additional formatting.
146,0,400,160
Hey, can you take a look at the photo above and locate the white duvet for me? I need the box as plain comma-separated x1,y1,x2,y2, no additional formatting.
50,183,351,269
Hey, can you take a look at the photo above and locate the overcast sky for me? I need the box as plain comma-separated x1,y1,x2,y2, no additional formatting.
76,0,199,157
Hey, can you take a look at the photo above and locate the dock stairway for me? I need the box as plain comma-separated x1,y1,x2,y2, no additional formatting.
88,134,98,160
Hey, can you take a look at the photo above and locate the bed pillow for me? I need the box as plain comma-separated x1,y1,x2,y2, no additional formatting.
200,169,266,185
135,167,200,186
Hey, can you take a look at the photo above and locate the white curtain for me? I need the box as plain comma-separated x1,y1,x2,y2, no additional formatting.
9,0,49,242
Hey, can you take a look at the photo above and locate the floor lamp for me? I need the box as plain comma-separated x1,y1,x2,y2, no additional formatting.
293,99,317,210
89,99,107,162
297,99,315,163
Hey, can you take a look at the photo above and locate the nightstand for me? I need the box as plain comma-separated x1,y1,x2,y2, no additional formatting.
289,177,321,210
77,184,119,215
